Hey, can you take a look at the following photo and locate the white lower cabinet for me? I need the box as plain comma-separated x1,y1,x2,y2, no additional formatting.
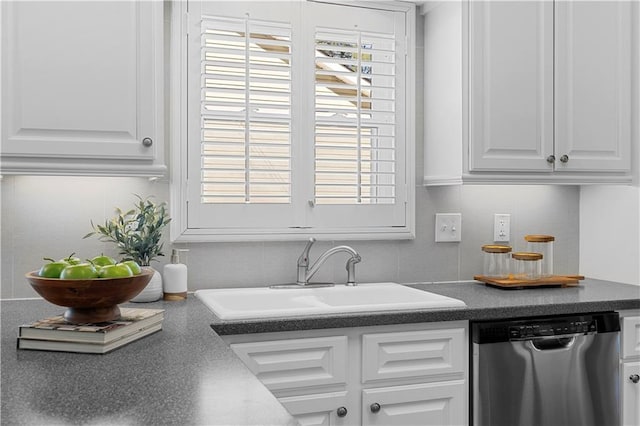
223,321,468,426
229,336,348,391
620,311,640,426
279,391,349,426
362,381,466,426
621,361,640,426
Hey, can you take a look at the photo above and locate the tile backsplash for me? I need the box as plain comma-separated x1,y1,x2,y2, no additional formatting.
1,175,579,298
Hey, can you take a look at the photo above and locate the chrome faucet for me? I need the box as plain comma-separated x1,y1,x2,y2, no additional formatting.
296,237,362,286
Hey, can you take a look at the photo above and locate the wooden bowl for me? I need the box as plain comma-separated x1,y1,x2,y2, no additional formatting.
25,268,154,324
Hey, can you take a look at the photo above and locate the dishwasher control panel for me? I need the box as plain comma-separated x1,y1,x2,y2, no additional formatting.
472,312,620,344
508,319,597,340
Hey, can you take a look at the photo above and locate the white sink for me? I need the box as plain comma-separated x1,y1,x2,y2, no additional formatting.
195,283,466,320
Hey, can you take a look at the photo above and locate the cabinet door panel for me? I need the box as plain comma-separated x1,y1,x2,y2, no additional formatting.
622,362,640,426
622,316,640,359
362,328,465,383
468,1,554,172
230,336,348,391
554,1,632,172
1,1,157,160
362,381,465,426
279,391,349,426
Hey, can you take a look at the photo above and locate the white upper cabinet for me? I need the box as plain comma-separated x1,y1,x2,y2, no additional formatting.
0,1,165,177
554,1,632,173
468,1,554,173
423,1,637,185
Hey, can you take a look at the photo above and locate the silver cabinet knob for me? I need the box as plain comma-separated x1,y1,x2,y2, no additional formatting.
630,374,640,384
546,155,556,164
336,407,348,418
560,154,569,163
370,403,381,413
142,137,153,147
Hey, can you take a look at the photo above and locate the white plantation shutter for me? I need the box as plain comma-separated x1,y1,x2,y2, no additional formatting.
187,2,299,230
201,16,292,204
182,1,413,238
304,1,407,229
314,29,397,206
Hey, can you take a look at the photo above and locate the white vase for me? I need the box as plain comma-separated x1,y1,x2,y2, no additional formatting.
130,268,163,302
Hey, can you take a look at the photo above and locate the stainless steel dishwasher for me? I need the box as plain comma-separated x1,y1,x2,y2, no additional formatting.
472,312,620,426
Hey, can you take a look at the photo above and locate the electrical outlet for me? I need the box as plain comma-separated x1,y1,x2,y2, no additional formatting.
494,214,511,242
435,213,462,242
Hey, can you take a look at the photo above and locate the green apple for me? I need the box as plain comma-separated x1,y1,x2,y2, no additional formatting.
90,254,117,267
121,260,142,275
98,263,134,278
94,265,104,277
60,263,98,280
38,259,70,278
60,253,82,265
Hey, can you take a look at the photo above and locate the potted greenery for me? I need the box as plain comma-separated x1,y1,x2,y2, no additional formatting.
85,195,171,302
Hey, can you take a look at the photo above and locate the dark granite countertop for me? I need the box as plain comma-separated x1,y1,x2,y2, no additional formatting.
2,278,638,425
0,298,297,426
210,278,640,335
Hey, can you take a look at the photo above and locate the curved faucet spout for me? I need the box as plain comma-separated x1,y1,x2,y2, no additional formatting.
304,245,362,286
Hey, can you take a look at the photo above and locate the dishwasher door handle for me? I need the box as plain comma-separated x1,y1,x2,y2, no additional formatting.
528,334,580,351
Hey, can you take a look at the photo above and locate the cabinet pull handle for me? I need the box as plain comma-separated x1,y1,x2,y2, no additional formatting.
630,374,640,384
560,154,569,163
142,137,153,147
546,155,556,164
336,406,348,417
370,403,381,413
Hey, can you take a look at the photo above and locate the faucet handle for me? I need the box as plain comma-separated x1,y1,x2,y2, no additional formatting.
345,252,361,286
297,237,316,266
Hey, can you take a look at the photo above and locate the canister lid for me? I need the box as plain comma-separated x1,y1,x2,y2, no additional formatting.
512,252,543,261
481,244,512,254
524,234,555,242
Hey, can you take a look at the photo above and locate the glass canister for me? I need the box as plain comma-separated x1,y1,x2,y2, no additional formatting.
481,245,512,278
512,252,543,280
525,235,554,277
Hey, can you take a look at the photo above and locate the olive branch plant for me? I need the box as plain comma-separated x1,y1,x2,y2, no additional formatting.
84,195,171,267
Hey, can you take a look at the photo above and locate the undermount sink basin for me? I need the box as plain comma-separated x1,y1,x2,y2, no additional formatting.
195,283,466,320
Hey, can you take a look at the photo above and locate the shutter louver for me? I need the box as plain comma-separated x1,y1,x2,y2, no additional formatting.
201,16,292,204
314,29,396,205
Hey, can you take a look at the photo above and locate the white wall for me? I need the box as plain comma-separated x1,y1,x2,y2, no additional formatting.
0,176,580,298
579,186,639,285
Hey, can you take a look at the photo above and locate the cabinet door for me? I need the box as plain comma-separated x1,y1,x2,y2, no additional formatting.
229,336,348,391
468,1,554,172
1,1,163,173
622,362,640,426
622,316,640,360
362,381,466,426
362,328,465,383
279,391,350,426
554,1,632,173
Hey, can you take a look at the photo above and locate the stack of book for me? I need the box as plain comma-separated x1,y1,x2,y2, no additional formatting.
17,308,164,354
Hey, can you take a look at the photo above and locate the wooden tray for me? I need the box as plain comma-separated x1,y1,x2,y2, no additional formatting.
474,275,585,289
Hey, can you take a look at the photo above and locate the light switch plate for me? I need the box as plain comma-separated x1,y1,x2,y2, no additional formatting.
435,213,462,242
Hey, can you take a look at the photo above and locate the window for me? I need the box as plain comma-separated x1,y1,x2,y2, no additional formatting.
172,1,415,241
